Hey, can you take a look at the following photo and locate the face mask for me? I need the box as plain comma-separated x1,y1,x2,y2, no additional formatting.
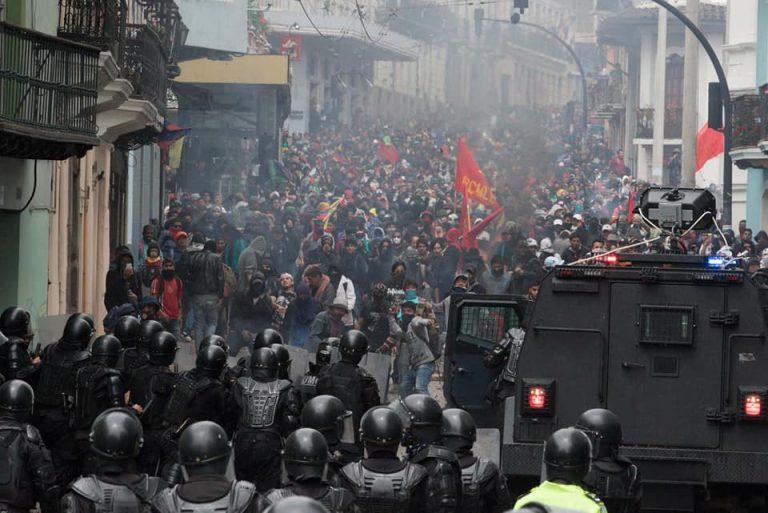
162,270,175,280
492,267,503,276
451,286,466,295
401,314,414,326
250,281,265,295
393,237,402,245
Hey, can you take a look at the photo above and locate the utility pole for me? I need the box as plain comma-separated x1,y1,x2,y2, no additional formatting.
651,7,667,183
680,0,700,187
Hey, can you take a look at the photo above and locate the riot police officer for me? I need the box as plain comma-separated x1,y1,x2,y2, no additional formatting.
297,341,333,404
575,409,641,513
128,331,178,408
300,395,357,476
151,421,258,513
257,428,356,512
0,307,38,382
62,408,166,512
0,380,59,513
441,408,511,513
395,393,463,513
34,313,93,485
132,331,178,476
513,428,606,513
339,406,427,513
271,343,292,380
72,335,125,472
121,320,163,380
232,347,300,492
154,344,229,471
316,330,380,444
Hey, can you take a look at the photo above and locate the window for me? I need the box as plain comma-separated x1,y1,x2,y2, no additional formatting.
639,305,694,345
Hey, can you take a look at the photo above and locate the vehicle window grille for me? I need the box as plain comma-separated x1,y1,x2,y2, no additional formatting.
639,305,694,345
459,305,519,343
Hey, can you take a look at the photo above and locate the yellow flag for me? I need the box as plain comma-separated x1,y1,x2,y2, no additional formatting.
168,136,185,169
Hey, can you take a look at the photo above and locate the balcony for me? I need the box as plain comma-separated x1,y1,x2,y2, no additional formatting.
0,22,100,159
635,107,683,140
57,0,127,64
731,94,766,149
589,75,624,119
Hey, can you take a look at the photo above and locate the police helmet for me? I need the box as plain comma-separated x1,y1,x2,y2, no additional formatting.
195,345,227,375
249,347,278,380
0,307,31,339
70,312,95,330
316,341,332,366
253,328,283,349
178,421,231,477
91,335,122,367
200,334,229,354
0,380,34,418
149,331,178,366
114,316,141,348
138,320,164,347
441,408,476,452
89,408,144,460
543,427,592,485
4,338,30,374
339,330,368,363
575,408,622,459
283,428,328,481
301,395,353,446
394,394,443,445
264,497,329,513
61,315,94,349
271,343,292,379
361,406,403,447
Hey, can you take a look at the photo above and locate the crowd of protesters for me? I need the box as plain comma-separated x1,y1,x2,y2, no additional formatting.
104,107,759,396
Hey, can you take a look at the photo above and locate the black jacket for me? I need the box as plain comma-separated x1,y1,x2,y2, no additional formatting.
184,250,224,297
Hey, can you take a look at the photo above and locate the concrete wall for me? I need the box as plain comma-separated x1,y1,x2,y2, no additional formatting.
127,145,162,252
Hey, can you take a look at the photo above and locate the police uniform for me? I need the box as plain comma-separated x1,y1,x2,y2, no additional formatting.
0,419,58,513
339,459,427,513
316,360,380,441
408,444,463,513
513,480,607,513
583,457,641,513
457,454,511,513
232,373,300,492
152,476,258,513
258,484,355,513
62,474,165,513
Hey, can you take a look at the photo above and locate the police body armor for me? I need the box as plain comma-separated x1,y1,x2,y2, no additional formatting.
151,480,256,513
0,421,41,509
340,460,426,513
318,362,363,425
162,371,218,428
65,474,164,513
410,445,463,513
262,485,354,513
36,343,90,407
297,363,323,404
583,458,641,513
73,365,123,431
120,349,149,381
459,459,500,513
236,377,291,429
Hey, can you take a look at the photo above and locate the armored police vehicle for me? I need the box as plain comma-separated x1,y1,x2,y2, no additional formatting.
444,188,768,512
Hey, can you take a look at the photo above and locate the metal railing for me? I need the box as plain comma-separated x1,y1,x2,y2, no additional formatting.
589,76,624,111
123,23,167,115
635,107,683,139
57,0,127,64
731,94,766,149
0,22,99,136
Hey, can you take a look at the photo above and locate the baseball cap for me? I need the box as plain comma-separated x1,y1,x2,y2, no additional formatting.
526,238,539,248
553,219,563,226
602,224,614,232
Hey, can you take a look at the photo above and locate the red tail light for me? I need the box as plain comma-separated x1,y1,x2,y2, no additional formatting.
520,379,555,417
739,387,768,421
528,387,547,409
745,395,762,417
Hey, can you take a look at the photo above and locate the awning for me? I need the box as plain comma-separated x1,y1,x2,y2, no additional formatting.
264,10,417,61
175,55,289,85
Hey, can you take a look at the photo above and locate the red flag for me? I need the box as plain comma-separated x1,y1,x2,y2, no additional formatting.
626,190,636,222
455,138,498,208
460,206,503,249
696,124,724,171
377,142,399,165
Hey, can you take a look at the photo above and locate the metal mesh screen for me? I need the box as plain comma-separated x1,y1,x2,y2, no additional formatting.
640,306,694,345
458,305,519,344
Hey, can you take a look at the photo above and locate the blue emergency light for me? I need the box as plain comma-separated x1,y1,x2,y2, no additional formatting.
707,256,726,267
